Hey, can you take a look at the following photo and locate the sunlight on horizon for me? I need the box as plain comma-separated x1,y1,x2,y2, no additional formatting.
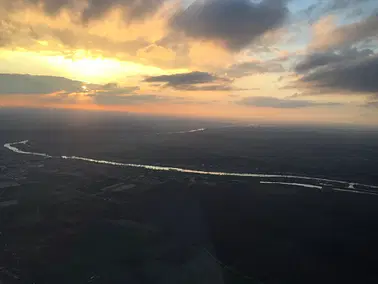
46,51,166,83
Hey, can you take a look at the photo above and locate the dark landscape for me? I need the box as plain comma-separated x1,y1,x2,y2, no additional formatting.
1,108,378,284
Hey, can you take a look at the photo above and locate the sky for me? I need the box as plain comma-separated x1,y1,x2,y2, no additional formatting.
0,0,377,125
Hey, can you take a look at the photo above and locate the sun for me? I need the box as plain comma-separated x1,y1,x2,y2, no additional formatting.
71,58,121,80
46,51,163,83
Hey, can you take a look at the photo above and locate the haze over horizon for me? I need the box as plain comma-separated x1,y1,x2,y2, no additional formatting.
1,0,378,125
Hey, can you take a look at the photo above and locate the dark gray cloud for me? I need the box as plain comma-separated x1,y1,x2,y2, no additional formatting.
13,0,165,22
0,74,166,105
82,0,165,23
87,80,171,105
144,71,222,85
226,61,285,78
300,53,378,94
0,74,144,103
93,94,167,105
0,74,83,94
173,84,240,92
237,96,342,108
295,48,373,73
170,0,288,51
94,84,140,95
295,52,343,73
144,71,235,91
102,83,119,89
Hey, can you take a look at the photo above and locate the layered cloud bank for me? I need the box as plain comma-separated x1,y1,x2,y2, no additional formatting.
1,0,378,124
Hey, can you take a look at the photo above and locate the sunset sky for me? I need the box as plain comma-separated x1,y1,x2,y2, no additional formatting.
0,0,377,125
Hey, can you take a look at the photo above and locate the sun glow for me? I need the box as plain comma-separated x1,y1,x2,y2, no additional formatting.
46,51,164,83
70,58,121,79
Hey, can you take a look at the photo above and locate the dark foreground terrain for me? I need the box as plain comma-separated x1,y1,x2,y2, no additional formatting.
1,109,378,283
